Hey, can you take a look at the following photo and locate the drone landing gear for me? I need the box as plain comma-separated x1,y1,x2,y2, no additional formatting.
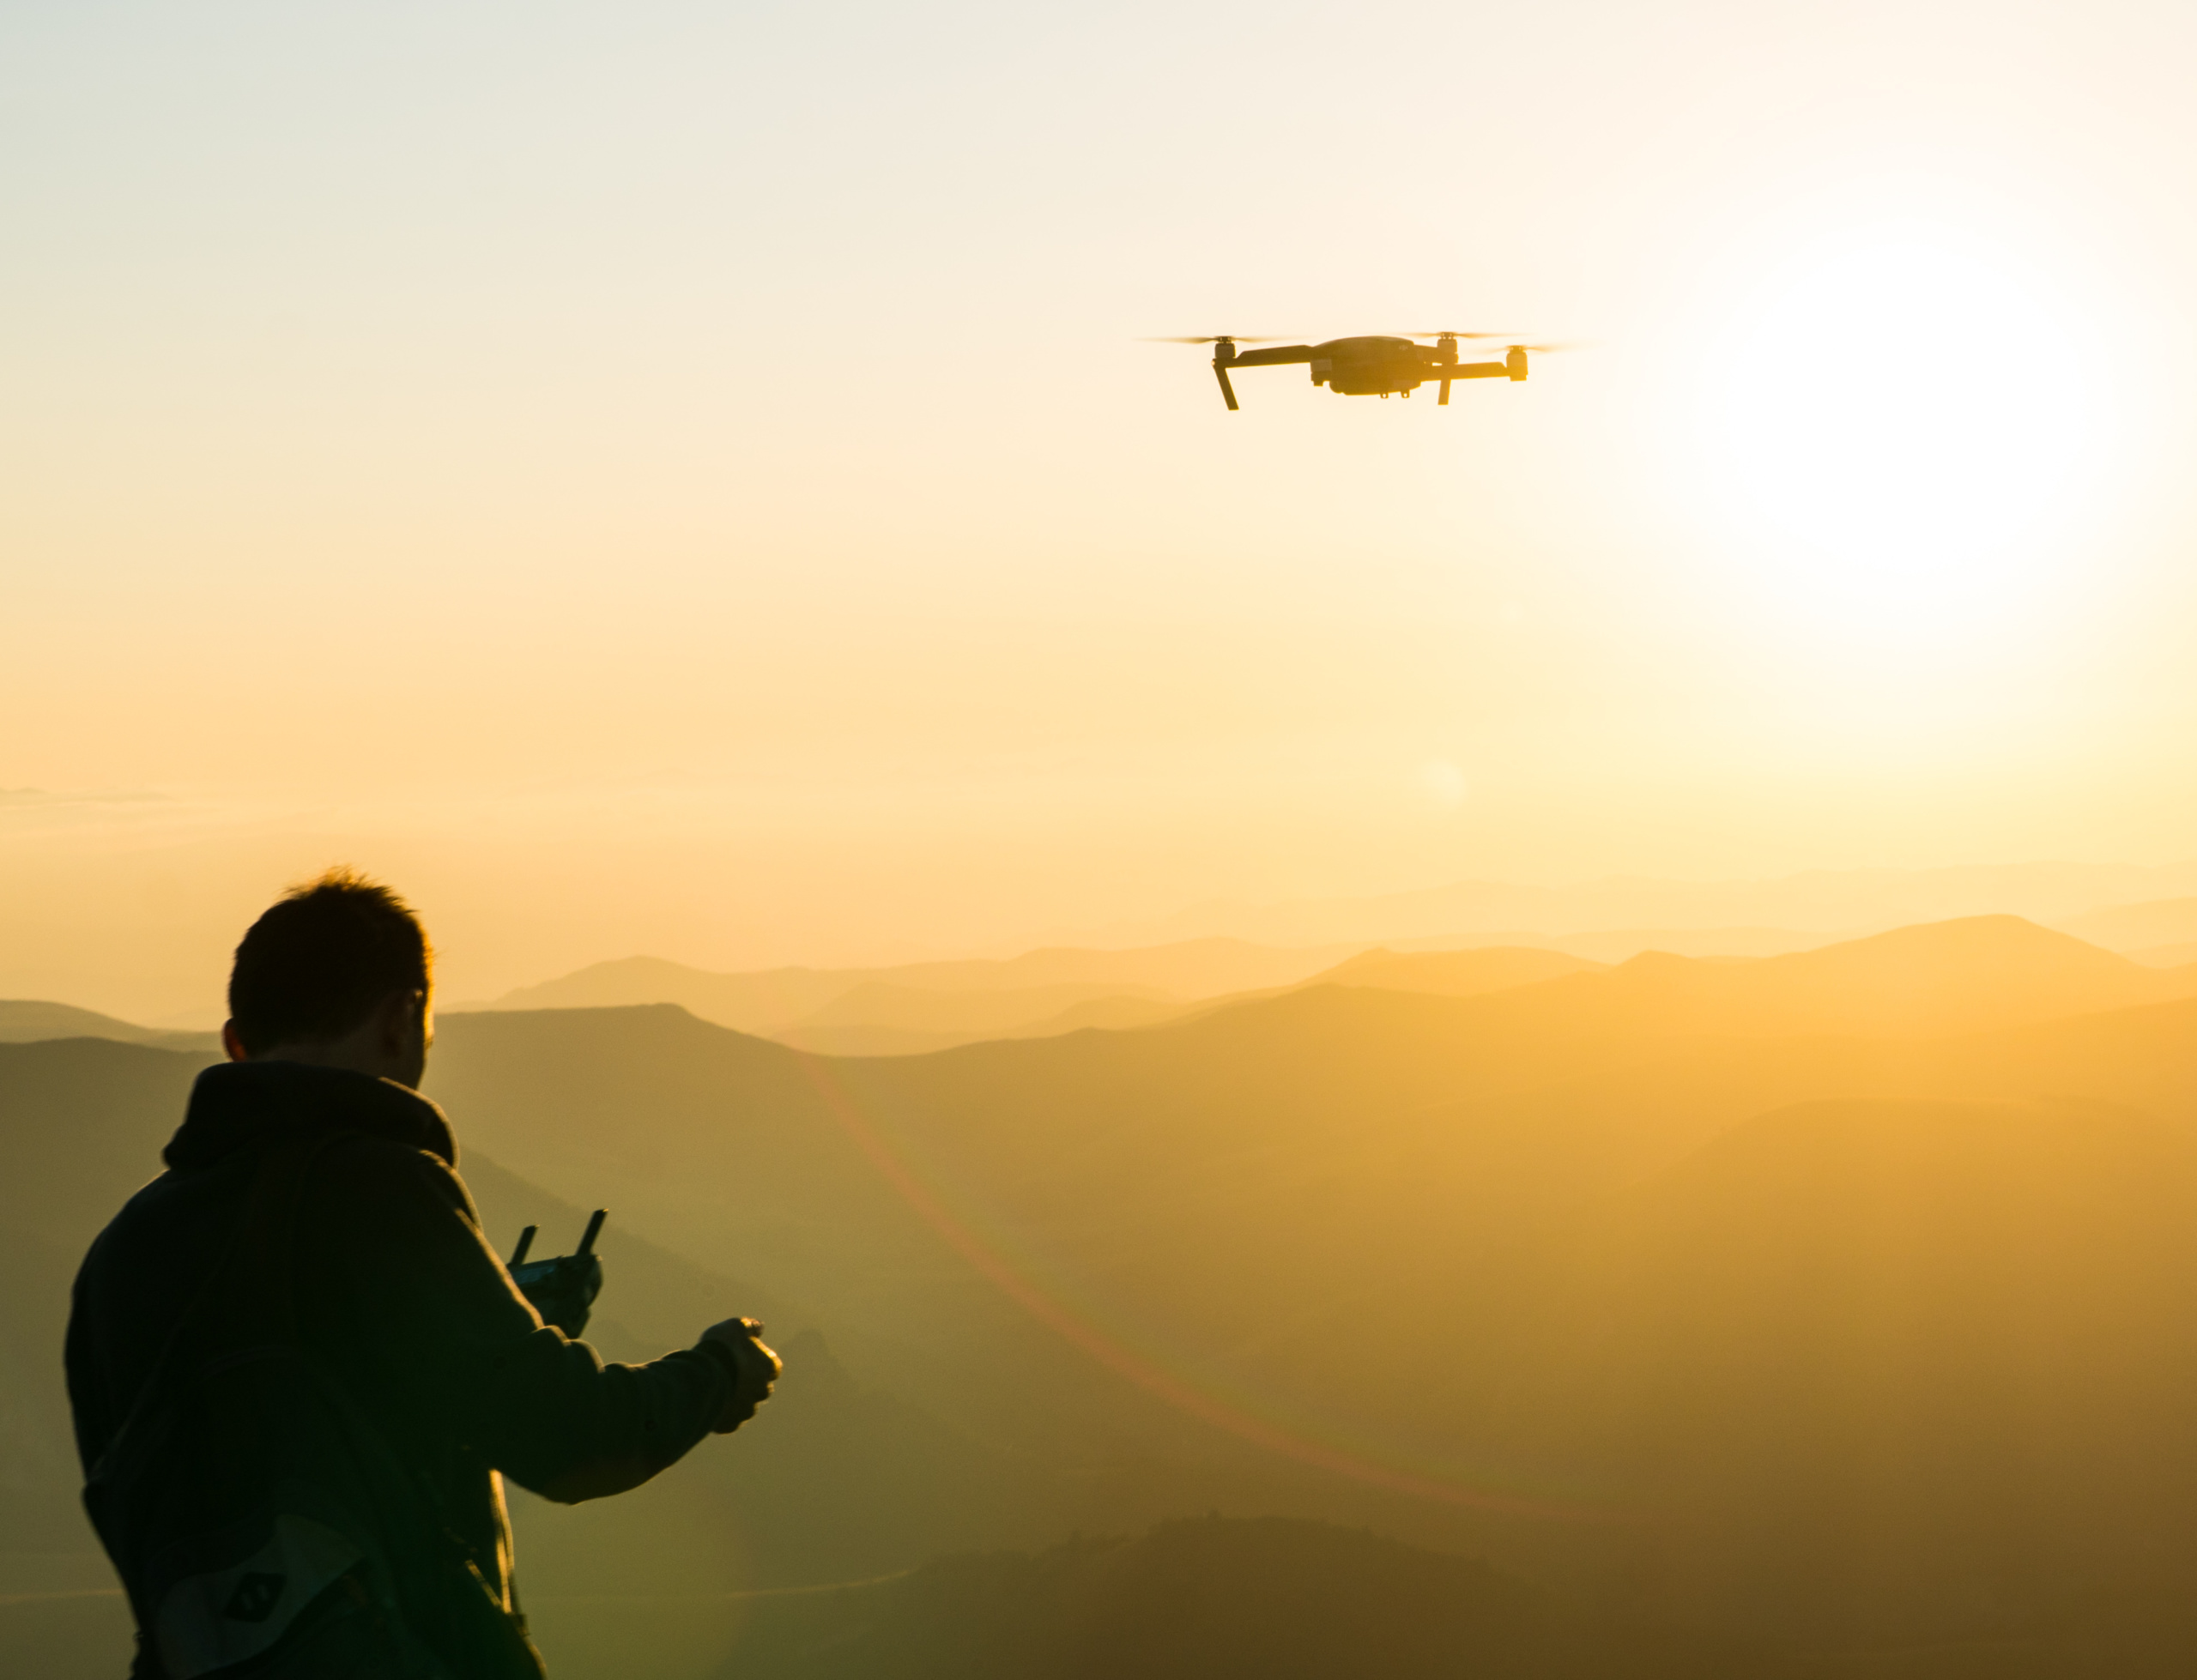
1213,363,1239,411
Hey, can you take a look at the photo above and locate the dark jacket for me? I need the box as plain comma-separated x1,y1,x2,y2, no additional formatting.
65,1059,735,1664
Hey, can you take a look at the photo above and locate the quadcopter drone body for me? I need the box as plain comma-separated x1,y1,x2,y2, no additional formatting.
1156,332,1561,409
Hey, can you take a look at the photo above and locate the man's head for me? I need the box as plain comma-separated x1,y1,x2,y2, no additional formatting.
223,867,434,1088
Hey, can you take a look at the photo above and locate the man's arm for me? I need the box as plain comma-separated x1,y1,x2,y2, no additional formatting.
309,1137,766,1503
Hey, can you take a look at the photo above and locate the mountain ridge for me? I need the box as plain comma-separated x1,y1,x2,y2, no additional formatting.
0,1000,216,1055
1059,860,2197,950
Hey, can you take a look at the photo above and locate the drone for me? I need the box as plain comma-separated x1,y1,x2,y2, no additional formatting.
1149,332,1569,410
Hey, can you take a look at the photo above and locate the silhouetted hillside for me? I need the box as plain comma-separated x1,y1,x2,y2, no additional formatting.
1450,1098,2197,1652
0,999,215,1054
719,1515,1767,1679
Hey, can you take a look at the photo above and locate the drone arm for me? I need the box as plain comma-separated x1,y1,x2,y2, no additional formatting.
1227,345,1316,368
1437,359,1511,405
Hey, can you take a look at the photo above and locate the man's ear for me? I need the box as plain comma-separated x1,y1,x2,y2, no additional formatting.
374,989,427,1050
221,1021,249,1062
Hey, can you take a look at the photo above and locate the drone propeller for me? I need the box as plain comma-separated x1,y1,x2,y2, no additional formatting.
1141,335,1286,344
1507,341,1583,354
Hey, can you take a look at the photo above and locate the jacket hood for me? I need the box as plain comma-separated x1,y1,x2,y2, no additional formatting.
166,1059,457,1171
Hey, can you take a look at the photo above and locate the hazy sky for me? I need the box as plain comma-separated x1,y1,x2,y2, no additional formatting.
6,0,2197,1013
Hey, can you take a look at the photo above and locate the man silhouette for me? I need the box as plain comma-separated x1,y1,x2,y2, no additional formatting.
66,869,780,1677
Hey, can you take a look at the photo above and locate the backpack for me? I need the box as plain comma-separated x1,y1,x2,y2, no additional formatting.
82,1135,548,1679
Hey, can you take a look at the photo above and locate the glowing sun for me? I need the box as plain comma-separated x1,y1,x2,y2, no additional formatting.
1703,230,2109,604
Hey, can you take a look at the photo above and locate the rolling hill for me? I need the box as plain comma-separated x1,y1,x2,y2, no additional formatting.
1479,1096,2197,1658
0,999,215,1054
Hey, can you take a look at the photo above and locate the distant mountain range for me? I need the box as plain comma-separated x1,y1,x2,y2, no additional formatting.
14,912,2197,1676
459,932,1829,1057
468,939,1361,1038
460,899,2197,1057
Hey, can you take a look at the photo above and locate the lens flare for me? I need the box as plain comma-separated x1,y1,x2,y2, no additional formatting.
795,1052,1637,1525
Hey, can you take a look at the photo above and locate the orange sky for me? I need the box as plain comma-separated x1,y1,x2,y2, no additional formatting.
5,0,2197,1017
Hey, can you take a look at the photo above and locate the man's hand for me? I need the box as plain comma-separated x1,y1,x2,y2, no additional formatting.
700,1317,783,1433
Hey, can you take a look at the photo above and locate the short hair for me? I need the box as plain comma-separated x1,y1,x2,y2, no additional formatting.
227,867,433,1055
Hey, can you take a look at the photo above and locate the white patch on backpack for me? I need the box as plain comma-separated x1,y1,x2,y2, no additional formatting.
155,1513,361,1677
